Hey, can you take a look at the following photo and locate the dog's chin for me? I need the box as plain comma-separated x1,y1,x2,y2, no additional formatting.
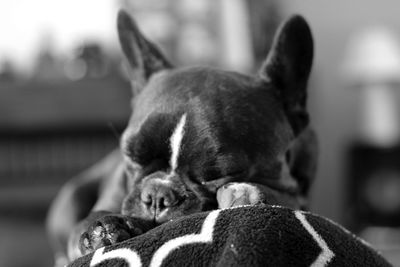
120,208,193,226
154,208,192,224
121,198,217,225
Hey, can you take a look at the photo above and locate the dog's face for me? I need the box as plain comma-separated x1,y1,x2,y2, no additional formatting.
116,11,314,224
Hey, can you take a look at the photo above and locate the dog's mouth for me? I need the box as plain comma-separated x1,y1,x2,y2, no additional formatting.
122,193,209,226
153,196,210,225
151,200,187,225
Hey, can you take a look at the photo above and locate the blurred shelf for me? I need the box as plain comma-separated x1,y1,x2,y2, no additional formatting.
0,77,130,223
0,128,119,187
0,184,60,221
0,77,132,131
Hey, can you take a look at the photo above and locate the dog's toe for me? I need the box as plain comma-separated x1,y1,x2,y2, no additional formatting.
78,215,136,255
217,183,262,209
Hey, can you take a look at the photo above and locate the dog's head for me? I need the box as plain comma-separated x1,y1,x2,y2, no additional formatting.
117,10,314,223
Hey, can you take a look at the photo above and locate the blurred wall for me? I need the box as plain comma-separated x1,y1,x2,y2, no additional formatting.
280,0,400,222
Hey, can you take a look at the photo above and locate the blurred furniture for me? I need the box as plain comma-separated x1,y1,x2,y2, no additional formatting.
0,77,131,219
0,77,131,267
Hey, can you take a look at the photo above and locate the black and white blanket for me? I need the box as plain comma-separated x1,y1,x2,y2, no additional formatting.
69,205,392,267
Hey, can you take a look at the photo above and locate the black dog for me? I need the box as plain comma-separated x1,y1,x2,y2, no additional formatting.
46,10,317,266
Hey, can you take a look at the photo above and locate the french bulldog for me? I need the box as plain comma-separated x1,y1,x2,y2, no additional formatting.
46,10,317,266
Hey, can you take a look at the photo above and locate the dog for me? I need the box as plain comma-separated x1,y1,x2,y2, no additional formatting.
46,10,317,266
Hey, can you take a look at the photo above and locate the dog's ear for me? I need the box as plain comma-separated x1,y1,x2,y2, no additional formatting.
117,10,172,92
259,15,313,135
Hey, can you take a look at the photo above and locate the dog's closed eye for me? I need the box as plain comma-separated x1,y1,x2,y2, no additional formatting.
201,170,248,193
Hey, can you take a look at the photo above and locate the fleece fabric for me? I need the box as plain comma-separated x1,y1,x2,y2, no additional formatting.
69,205,392,267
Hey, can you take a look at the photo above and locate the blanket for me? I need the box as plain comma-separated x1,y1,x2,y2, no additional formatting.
69,205,392,267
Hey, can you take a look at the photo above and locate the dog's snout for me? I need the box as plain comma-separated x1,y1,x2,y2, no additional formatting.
140,179,181,213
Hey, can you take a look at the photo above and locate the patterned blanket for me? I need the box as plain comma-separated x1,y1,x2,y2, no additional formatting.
69,205,392,267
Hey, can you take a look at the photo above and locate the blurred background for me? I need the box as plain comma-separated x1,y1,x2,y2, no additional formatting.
1,0,400,266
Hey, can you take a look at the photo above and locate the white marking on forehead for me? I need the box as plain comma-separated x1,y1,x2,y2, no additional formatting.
169,114,187,171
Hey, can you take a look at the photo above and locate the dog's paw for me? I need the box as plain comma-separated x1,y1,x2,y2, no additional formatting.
216,182,262,209
79,215,152,255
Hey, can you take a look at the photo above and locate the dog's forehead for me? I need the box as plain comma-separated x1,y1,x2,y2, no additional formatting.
130,67,264,123
130,67,284,133
141,67,261,103
162,67,256,89
124,66,291,169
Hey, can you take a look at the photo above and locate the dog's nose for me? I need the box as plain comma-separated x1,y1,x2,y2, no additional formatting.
140,179,181,213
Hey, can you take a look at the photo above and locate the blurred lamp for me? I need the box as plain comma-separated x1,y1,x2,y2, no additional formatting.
343,28,400,147
343,28,400,258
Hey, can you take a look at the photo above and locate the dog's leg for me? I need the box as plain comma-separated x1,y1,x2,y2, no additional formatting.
46,170,100,267
46,150,123,266
67,159,131,261
77,212,155,256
